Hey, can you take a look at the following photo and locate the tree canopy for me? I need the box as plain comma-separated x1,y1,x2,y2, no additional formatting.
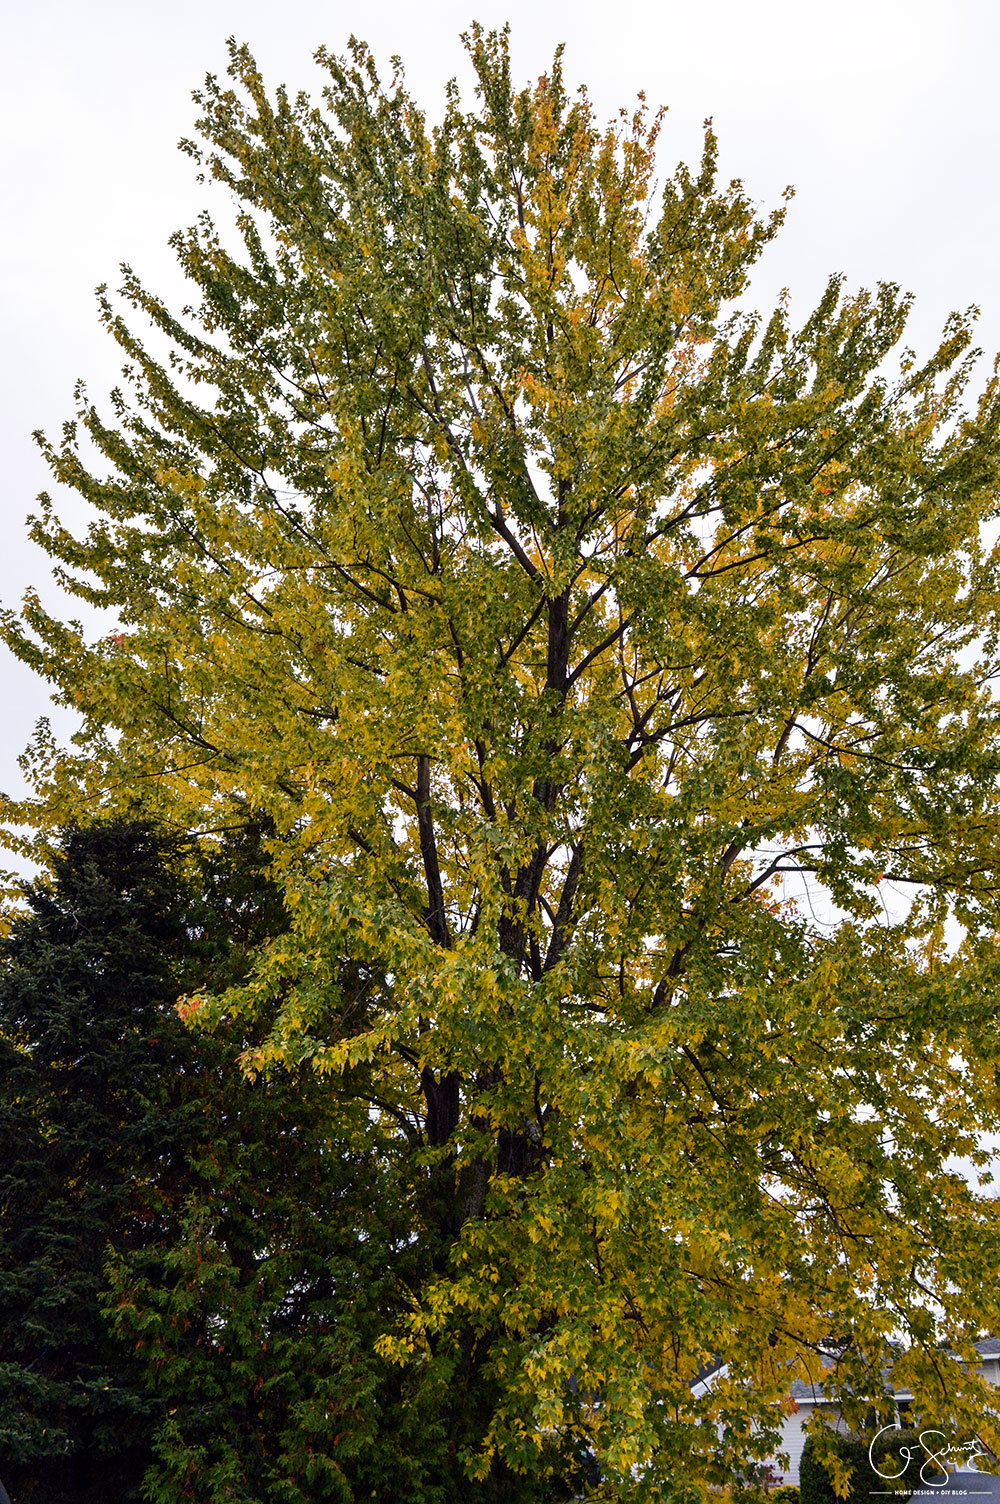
6,25,1000,1499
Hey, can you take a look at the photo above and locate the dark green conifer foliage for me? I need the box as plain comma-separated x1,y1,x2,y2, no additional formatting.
109,1094,455,1504
0,822,194,1502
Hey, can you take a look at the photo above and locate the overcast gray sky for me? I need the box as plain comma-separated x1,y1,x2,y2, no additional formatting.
2,0,998,826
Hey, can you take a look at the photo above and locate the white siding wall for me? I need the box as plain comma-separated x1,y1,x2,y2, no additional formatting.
772,1402,846,1486
774,1406,811,1486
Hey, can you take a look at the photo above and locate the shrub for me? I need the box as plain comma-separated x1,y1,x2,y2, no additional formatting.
869,1431,925,1496
800,1429,920,1504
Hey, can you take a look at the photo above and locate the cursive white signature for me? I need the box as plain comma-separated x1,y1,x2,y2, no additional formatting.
869,1424,991,1488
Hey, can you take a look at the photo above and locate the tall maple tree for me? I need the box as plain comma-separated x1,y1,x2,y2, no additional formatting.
6,25,1000,1498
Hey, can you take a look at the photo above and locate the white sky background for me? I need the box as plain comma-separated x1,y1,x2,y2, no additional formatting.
2,0,999,825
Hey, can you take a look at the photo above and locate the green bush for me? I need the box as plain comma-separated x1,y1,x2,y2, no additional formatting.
772,1487,800,1504
869,1431,925,1497
800,1429,921,1504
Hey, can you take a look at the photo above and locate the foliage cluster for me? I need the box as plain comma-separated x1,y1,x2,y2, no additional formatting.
770,1487,801,1504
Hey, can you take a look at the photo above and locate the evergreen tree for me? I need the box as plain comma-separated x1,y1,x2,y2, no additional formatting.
0,822,195,1501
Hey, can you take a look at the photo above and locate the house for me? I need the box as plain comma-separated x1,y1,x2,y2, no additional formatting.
693,1341,1000,1487
777,1340,1000,1486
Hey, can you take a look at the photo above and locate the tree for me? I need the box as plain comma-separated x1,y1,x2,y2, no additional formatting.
0,822,199,1501
6,24,1000,1498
